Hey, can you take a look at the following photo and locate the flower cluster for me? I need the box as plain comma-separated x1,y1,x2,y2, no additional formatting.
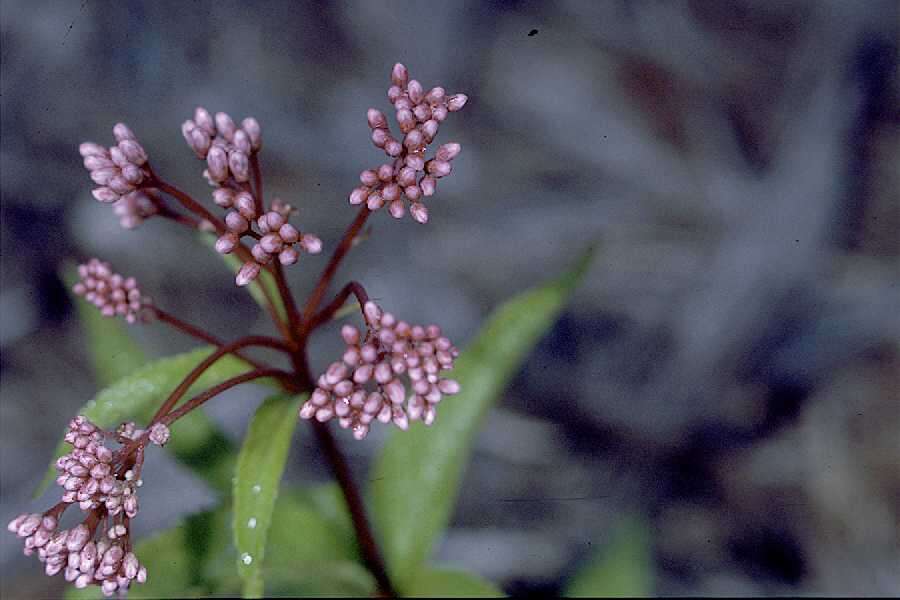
6,416,165,596
213,192,323,286
72,259,150,324
182,107,322,287
80,124,159,230
349,63,468,224
299,301,460,439
180,107,261,183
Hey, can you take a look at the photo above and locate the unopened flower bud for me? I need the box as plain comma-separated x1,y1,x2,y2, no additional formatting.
207,147,228,182
235,262,261,287
241,117,262,151
391,63,409,88
229,151,249,182
214,112,236,141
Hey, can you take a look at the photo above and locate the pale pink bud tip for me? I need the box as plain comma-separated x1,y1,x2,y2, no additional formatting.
447,94,468,112
391,63,409,87
235,262,261,287
148,423,170,446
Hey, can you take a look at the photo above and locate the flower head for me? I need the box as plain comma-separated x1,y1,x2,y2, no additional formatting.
72,259,151,324
300,301,460,439
7,416,155,596
349,63,468,224
80,124,150,210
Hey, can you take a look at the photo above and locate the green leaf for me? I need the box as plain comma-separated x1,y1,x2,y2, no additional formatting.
564,517,654,598
233,393,305,598
199,232,286,323
36,346,275,497
63,262,148,387
404,567,505,597
370,248,594,586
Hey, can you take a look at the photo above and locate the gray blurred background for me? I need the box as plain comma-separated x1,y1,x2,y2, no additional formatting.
2,0,899,596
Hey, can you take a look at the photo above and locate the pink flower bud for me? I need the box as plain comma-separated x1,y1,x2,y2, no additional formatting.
207,147,228,182
235,192,256,219
427,160,452,178
388,199,405,219
447,93,468,112
84,155,115,170
212,188,235,207
410,202,429,224
367,193,385,210
279,247,299,265
229,150,249,182
233,128,251,154
235,262,261,287
377,164,394,181
391,63,409,88
385,139,403,157
405,154,425,171
432,105,448,122
118,139,148,165
242,117,262,151
92,187,120,203
113,123,136,142
420,176,436,196
260,233,283,254
80,142,108,158
367,109,388,130
407,80,424,104
149,422,170,446
300,234,322,254
251,243,273,264
360,169,379,186
422,119,439,142
382,183,401,202
214,112,236,141
404,185,422,201
397,166,417,187
371,128,389,148
194,107,216,135
278,223,299,243
436,142,461,162
388,85,403,103
404,129,423,149
90,167,118,186
225,211,248,233
425,86,446,104
349,187,369,205
396,109,416,133
341,324,360,345
121,164,143,185
413,103,431,122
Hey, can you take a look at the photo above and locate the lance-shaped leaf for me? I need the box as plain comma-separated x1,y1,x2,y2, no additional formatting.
564,516,653,597
370,248,594,586
404,567,505,597
233,393,305,598
36,346,276,497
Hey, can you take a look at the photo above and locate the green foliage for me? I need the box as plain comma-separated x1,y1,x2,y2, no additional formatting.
370,248,593,588
404,568,505,597
35,346,275,497
57,248,595,597
564,517,654,598
200,232,287,323
233,393,305,597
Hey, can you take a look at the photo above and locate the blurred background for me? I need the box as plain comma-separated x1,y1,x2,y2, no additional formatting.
2,0,898,596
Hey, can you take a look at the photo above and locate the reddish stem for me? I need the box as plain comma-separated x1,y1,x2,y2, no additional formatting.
307,281,370,333
151,307,273,372
149,336,295,425
161,368,291,425
300,206,371,329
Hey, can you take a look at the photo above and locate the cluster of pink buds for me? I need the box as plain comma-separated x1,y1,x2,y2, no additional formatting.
72,259,150,324
56,417,143,516
80,124,149,201
299,301,460,439
181,107,261,183
7,416,164,595
349,63,467,224
213,192,323,286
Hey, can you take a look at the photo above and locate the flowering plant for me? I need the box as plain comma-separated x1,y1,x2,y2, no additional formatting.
8,63,590,598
